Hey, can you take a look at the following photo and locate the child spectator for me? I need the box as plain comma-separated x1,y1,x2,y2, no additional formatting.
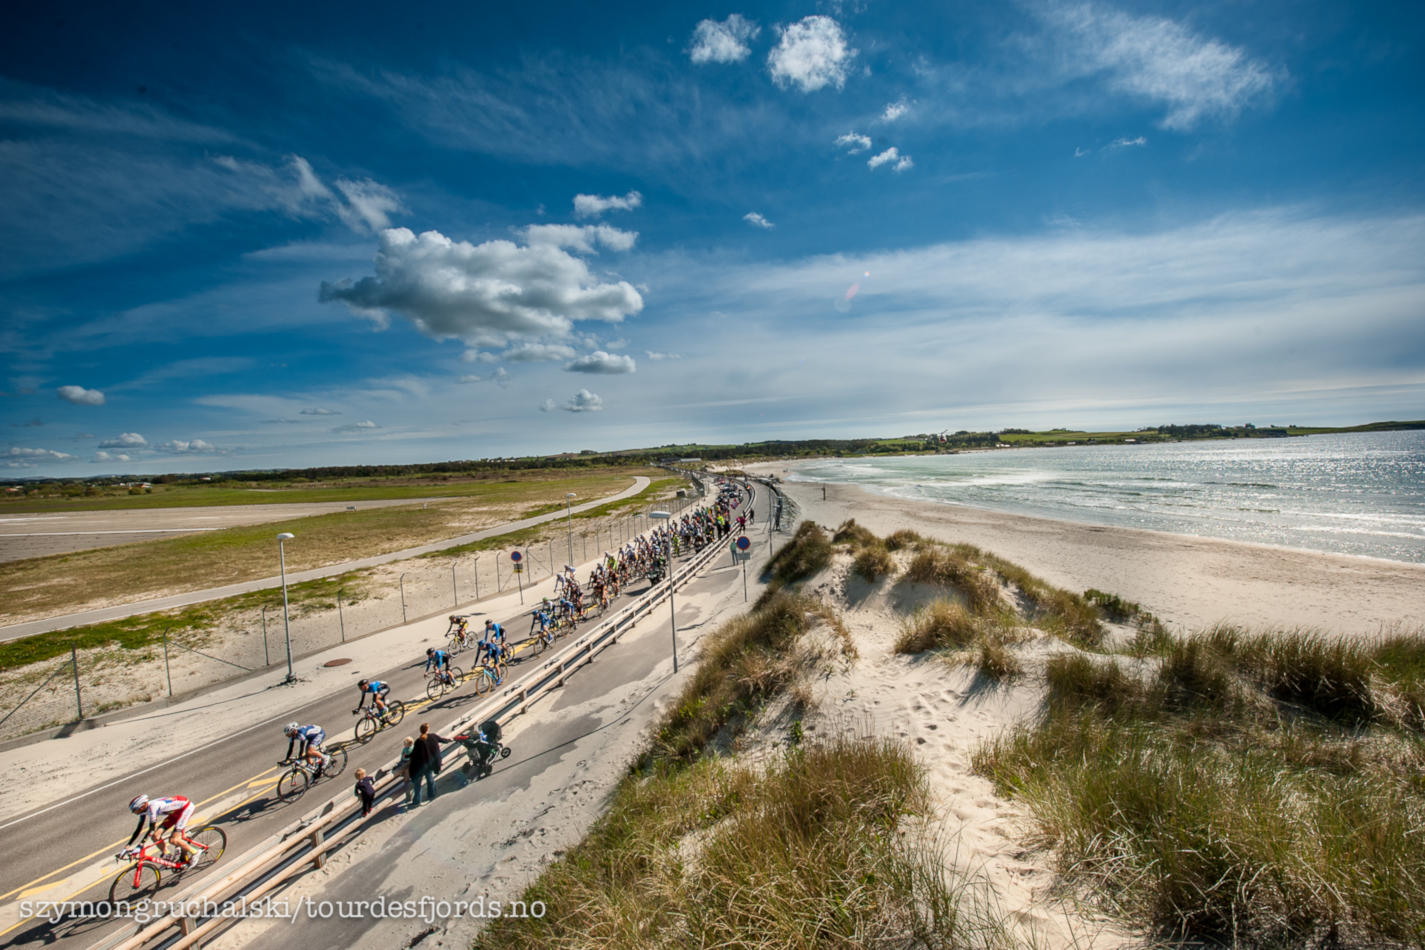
353,768,376,817
397,737,415,808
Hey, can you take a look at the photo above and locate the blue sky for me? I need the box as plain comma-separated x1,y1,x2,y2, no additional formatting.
3,0,1423,475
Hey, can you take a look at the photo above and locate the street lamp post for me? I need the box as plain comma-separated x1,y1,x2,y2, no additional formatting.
276,532,295,685
565,492,576,567
650,510,677,672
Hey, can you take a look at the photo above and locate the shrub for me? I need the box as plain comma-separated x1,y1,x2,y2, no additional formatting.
757,521,833,607
1045,653,1142,716
851,542,895,582
896,600,979,653
1220,629,1380,726
976,639,1021,681
831,518,877,548
884,529,923,551
903,549,1000,615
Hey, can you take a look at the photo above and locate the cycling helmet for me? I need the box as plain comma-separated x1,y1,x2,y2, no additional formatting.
426,647,435,656
357,678,369,689
129,794,149,813
284,721,299,737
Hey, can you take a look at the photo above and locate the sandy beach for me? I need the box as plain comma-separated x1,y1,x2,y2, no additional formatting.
750,462,1425,638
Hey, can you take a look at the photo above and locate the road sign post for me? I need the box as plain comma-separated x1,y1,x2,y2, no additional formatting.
736,535,751,602
512,550,525,604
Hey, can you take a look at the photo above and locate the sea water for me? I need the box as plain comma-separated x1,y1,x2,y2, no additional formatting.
787,430,1425,564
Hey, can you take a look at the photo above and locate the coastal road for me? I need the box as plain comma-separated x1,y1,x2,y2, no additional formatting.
0,476,650,643
0,490,752,950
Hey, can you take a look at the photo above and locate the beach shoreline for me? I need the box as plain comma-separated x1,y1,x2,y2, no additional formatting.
747,461,1425,638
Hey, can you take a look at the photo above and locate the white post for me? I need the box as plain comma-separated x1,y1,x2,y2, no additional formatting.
277,533,295,685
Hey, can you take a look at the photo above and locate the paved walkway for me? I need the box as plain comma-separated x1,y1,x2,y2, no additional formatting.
0,476,650,642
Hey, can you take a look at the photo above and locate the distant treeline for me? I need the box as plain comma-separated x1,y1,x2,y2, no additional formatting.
7,421,1423,489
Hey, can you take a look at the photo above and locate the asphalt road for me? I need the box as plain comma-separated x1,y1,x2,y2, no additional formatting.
0,476,650,642
0,483,757,950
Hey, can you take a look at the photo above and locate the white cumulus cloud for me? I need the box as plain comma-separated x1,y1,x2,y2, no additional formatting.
520,224,638,254
57,384,105,406
319,227,644,351
98,432,146,448
894,155,914,172
567,351,636,374
689,14,761,64
743,212,775,229
573,190,643,218
835,131,871,153
563,389,604,412
92,451,131,463
768,16,856,93
867,147,901,169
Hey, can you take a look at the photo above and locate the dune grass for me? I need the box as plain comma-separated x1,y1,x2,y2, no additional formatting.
975,628,1425,947
755,520,833,606
475,528,1024,948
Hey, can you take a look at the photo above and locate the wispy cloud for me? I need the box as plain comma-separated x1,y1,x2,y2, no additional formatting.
573,190,643,218
1107,135,1148,149
689,14,760,64
7,446,73,460
768,16,856,92
503,342,579,363
157,439,216,453
880,99,910,122
645,351,683,361
333,419,379,433
0,79,239,144
1043,2,1281,130
743,211,775,229
299,407,341,415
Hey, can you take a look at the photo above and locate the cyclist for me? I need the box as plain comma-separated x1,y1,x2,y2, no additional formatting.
282,722,330,777
124,794,199,865
354,678,391,719
447,614,471,648
425,647,454,686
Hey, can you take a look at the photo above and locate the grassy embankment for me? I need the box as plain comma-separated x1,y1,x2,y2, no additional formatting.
0,473,681,675
836,520,1425,947
475,523,1020,950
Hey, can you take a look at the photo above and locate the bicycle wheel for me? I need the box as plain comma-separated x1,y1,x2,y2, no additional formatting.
426,676,444,701
473,669,492,695
186,826,227,870
276,767,309,802
448,666,464,685
531,634,547,655
354,715,376,744
110,862,160,902
324,747,348,778
385,700,406,726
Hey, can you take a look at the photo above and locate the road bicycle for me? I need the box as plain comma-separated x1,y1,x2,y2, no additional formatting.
275,746,349,802
470,659,507,695
109,827,226,901
351,700,406,744
424,665,465,700
445,615,474,654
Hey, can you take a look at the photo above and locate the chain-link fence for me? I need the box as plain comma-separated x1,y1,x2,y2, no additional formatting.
0,494,706,741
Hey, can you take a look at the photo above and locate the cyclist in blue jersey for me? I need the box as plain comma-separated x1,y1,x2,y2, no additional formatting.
354,678,390,719
425,647,452,674
282,722,330,777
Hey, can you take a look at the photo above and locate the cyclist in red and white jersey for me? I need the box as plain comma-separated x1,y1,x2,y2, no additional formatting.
124,794,199,864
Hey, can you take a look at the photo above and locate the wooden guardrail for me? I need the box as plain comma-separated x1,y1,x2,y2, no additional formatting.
87,501,738,950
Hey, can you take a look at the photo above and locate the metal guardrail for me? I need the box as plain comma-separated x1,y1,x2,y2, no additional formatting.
88,506,736,950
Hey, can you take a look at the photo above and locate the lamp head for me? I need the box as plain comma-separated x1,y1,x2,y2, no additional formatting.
650,510,670,520
276,532,295,541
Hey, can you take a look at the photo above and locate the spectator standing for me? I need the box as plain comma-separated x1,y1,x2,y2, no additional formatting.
353,769,376,817
397,737,415,808
410,722,448,806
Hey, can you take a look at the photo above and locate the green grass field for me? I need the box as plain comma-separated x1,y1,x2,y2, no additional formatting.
0,467,673,625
